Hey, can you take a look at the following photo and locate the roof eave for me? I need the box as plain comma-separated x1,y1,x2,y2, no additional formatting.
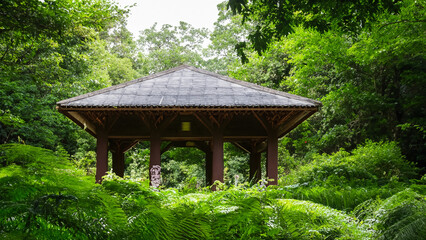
56,105,320,112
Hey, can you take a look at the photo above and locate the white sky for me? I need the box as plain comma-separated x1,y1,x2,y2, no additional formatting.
116,0,224,37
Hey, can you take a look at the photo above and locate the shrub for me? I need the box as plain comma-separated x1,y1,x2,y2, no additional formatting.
282,141,418,186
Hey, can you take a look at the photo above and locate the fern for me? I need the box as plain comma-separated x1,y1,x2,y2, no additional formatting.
374,190,426,240
390,216,426,240
278,199,372,239
1,143,423,239
92,189,128,236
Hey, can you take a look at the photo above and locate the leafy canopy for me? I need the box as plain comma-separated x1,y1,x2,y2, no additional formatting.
227,0,401,60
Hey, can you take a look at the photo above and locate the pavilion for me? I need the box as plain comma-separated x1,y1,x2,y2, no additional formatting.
56,65,321,187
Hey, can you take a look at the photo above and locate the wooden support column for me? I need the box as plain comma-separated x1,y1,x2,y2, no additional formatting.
150,132,161,166
139,112,177,187
252,111,280,186
205,149,213,186
95,129,108,183
266,131,278,185
249,142,262,183
195,112,232,190
110,139,138,178
112,144,125,178
211,129,224,189
149,130,162,187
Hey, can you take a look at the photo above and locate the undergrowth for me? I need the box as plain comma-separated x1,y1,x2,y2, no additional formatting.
278,141,420,211
0,143,424,239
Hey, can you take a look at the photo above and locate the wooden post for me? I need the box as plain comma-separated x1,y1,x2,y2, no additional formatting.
211,129,224,189
249,142,261,183
205,149,213,186
149,130,161,187
95,129,108,183
112,143,125,178
252,111,279,186
266,131,278,185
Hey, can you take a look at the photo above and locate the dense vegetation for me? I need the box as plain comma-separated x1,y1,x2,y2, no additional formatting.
0,0,424,239
1,143,425,239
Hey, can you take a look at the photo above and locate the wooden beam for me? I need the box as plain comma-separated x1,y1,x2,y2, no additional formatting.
136,112,151,129
218,112,234,129
193,112,214,133
194,141,210,153
278,111,311,136
252,111,270,132
84,111,107,130
107,136,269,142
209,113,221,128
157,113,178,132
275,110,296,128
231,142,251,154
161,141,174,154
106,113,120,132
256,141,267,153
66,111,97,135
122,140,140,152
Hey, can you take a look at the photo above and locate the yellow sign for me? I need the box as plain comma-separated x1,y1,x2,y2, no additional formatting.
181,122,191,131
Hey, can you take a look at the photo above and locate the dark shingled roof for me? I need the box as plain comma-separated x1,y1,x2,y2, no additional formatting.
57,65,321,108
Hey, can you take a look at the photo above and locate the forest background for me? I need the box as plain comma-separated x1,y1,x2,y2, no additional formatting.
0,0,425,239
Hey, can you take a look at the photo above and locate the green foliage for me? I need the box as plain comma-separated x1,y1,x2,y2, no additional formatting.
1,144,424,239
281,182,403,212
229,41,292,90
0,0,424,238
348,0,426,166
284,141,417,185
0,144,124,239
136,22,209,75
227,0,400,59
122,142,250,189
162,147,206,188
276,199,371,239
0,0,135,155
355,188,426,240
228,0,425,167
0,143,70,169
203,1,250,74
277,141,417,211
124,144,150,181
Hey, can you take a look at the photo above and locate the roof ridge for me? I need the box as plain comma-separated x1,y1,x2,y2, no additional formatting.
57,65,189,105
185,65,322,106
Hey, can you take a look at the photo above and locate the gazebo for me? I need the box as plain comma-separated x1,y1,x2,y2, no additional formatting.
57,65,321,186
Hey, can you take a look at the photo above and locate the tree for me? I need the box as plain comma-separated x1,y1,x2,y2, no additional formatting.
227,0,401,60
228,0,425,168
203,1,251,74
0,0,129,152
348,0,426,167
136,22,209,75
